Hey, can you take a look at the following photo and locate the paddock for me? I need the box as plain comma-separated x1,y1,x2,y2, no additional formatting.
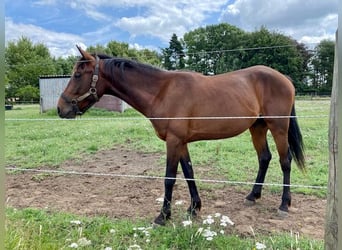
5,99,329,240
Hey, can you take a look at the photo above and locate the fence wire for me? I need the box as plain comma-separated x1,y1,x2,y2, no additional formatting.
5,110,329,191
5,167,327,190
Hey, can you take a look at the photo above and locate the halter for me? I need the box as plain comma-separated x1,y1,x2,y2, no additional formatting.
61,56,100,115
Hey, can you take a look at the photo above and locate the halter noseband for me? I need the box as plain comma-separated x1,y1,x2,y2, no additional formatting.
61,56,100,115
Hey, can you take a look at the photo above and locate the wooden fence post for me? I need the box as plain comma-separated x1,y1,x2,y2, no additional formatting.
325,30,341,250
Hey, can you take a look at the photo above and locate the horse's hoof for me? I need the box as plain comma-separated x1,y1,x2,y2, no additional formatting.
277,209,289,218
244,199,256,206
153,212,170,226
187,207,200,217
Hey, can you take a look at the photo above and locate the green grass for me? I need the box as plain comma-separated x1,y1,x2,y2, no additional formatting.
5,101,329,197
5,100,329,248
6,207,323,249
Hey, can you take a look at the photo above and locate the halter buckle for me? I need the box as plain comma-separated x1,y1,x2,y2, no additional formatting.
89,88,97,95
92,75,98,82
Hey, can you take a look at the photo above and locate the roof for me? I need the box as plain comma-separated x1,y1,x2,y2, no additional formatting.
39,75,71,79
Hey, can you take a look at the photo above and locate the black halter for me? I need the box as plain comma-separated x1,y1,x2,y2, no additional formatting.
61,56,100,115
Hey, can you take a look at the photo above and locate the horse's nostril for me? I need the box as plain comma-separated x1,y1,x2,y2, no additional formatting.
57,107,61,115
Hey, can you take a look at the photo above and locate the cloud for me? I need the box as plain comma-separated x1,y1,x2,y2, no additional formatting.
6,0,337,58
5,18,85,58
115,0,228,42
30,0,229,47
220,0,338,44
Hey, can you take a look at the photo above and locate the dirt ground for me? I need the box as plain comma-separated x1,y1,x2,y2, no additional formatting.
6,146,326,240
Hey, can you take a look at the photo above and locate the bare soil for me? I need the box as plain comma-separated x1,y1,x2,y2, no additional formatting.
6,147,326,239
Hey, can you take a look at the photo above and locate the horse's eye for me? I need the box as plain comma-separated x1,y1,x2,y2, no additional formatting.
74,72,81,79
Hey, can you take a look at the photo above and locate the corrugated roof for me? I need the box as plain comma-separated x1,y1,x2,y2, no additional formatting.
39,75,71,79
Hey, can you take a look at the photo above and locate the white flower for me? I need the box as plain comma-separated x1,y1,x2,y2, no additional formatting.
128,244,142,250
70,220,81,225
182,220,192,227
69,242,78,248
156,197,164,203
220,230,225,235
175,200,185,205
202,228,217,241
78,237,91,247
203,215,215,225
109,229,116,234
221,215,234,226
256,242,267,249
104,247,112,250
214,213,221,217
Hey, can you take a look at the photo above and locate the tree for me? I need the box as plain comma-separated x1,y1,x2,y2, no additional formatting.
54,56,78,75
309,40,335,94
181,24,311,92
162,34,185,70
88,41,162,66
242,27,310,91
5,37,56,101
183,24,246,74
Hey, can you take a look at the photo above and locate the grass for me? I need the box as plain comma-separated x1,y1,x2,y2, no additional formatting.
6,207,324,249
5,100,329,248
5,101,329,197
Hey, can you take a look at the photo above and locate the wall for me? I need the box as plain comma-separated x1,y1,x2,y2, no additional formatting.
39,76,128,113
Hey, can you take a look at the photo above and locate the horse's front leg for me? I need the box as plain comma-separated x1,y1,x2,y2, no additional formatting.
180,145,201,217
154,138,181,226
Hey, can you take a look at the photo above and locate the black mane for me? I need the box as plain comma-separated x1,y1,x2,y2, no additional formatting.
91,53,163,81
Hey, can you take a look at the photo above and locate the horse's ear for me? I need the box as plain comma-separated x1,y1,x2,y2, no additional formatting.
76,45,94,61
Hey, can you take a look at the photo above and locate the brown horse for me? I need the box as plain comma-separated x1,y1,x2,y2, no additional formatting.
57,46,305,225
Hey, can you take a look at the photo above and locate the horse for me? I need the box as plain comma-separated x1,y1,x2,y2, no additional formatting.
57,46,305,225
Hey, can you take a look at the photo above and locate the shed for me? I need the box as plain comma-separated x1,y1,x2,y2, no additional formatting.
39,75,128,113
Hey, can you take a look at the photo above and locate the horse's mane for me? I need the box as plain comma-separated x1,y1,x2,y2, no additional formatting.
87,54,163,81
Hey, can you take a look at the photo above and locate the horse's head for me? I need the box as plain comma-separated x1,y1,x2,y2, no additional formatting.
57,46,103,119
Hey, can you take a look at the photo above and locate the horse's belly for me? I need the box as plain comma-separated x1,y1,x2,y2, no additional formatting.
187,119,255,142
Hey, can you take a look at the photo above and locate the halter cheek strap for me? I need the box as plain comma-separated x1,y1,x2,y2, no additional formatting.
61,56,100,114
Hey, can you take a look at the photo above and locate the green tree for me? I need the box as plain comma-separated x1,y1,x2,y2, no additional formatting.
309,40,334,93
53,56,78,75
162,33,185,70
242,27,309,91
16,85,40,102
183,23,247,74
5,37,56,101
88,41,162,66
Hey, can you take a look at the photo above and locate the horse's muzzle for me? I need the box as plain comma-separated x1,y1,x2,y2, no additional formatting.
57,106,79,119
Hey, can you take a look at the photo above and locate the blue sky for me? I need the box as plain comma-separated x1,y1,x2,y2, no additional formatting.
5,0,338,58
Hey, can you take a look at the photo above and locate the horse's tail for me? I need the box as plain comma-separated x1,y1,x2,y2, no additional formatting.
288,105,306,171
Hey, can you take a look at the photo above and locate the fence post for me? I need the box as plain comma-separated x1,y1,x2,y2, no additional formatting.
325,30,341,250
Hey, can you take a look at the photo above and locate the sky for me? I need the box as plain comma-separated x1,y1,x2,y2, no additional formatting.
5,0,338,58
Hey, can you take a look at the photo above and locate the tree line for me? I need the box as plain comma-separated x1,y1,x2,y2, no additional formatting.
5,24,334,103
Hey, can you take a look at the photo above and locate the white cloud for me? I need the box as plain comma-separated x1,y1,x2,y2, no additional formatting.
115,0,228,42
6,0,337,58
5,18,85,58
220,0,338,45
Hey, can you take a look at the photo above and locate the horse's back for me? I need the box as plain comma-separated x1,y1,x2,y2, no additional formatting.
151,65,295,141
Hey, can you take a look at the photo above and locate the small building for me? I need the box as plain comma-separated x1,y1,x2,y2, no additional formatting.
39,75,128,113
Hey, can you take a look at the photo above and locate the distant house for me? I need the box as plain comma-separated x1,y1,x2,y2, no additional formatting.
39,75,128,113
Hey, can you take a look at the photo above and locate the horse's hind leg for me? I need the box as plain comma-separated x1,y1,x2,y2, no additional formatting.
180,145,201,217
245,119,272,205
267,119,293,217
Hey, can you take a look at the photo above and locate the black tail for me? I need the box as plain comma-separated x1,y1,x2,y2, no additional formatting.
288,105,306,171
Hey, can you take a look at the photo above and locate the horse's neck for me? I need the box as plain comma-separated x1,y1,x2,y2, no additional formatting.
107,70,164,116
